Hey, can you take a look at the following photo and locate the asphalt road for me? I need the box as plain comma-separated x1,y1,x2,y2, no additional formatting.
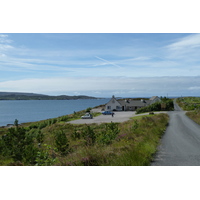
151,100,200,166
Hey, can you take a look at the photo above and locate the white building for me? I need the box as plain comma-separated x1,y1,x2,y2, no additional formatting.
105,95,122,111
105,95,161,111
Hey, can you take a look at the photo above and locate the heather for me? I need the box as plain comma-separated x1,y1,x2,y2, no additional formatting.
0,111,168,166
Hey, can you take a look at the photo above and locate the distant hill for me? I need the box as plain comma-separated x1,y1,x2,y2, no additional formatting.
0,92,47,97
0,92,99,100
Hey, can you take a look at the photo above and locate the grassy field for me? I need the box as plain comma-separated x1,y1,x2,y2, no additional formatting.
176,97,200,111
176,97,200,125
0,109,169,166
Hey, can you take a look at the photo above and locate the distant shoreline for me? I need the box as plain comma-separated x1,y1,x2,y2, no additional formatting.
0,98,102,101
0,92,101,100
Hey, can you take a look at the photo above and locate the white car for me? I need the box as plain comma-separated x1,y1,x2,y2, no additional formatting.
81,113,93,119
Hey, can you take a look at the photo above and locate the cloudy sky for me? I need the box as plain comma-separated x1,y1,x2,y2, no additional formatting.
0,33,200,97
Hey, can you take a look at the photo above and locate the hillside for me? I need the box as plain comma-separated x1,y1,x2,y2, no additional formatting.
0,111,169,166
0,92,98,100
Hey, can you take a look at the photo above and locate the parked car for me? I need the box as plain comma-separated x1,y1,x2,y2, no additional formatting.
81,113,93,119
102,111,114,115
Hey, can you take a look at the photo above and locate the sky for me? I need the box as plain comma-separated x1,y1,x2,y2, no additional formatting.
0,33,200,97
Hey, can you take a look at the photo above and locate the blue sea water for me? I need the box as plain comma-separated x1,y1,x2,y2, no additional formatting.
0,99,109,126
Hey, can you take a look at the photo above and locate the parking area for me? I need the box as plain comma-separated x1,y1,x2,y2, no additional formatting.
67,111,137,124
67,108,168,125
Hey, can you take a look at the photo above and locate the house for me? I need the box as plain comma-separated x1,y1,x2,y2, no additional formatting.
105,95,160,111
149,96,161,104
105,95,123,111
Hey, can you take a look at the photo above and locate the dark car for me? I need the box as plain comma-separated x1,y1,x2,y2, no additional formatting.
102,111,114,115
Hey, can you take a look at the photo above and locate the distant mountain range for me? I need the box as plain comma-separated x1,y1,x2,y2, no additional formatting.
0,92,99,100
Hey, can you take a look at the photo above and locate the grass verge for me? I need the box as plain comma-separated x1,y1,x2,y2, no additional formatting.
186,111,200,125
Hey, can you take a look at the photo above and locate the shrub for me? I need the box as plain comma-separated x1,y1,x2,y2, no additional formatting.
71,128,81,140
54,130,70,155
35,144,56,166
82,126,96,146
36,130,44,144
97,122,120,145
86,107,92,113
132,120,139,131
136,99,174,114
0,124,38,164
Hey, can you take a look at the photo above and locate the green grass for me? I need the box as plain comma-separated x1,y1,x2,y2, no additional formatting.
176,97,200,127
131,113,155,120
0,110,169,166
176,97,200,111
106,114,168,166
186,111,200,125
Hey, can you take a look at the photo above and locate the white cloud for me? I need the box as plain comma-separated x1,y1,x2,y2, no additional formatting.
0,44,14,51
1,33,200,92
0,53,6,57
167,34,200,50
0,34,13,54
0,34,12,43
95,56,122,69
188,86,200,91
0,76,200,97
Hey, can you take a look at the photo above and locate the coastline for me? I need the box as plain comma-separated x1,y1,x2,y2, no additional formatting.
0,101,106,128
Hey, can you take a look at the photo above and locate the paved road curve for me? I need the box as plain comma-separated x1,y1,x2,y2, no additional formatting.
151,100,200,166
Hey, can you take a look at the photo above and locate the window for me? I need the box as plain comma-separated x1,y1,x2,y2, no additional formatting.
107,106,111,110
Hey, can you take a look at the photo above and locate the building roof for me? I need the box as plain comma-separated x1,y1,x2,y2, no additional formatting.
149,96,158,101
118,99,151,107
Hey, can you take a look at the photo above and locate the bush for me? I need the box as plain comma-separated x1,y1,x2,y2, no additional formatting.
36,130,44,144
35,145,56,166
97,122,119,145
83,126,96,146
54,130,70,155
71,128,81,140
86,107,92,113
0,125,38,164
136,99,174,114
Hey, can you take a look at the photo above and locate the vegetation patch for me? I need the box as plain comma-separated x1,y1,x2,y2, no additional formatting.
186,111,200,125
136,97,174,114
176,97,200,111
0,110,169,166
176,97,200,125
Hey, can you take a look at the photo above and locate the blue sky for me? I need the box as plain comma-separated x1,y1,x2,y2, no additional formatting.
0,33,200,97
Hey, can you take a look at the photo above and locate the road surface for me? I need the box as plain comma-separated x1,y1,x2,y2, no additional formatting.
151,100,200,166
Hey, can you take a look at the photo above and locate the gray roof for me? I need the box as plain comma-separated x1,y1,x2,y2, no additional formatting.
149,96,158,101
118,100,151,107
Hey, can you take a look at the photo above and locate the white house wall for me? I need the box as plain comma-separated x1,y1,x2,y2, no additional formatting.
105,97,122,111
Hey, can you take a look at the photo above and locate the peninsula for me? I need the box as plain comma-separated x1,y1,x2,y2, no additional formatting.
0,92,98,100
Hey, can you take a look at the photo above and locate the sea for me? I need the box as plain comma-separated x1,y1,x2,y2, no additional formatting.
0,99,109,126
